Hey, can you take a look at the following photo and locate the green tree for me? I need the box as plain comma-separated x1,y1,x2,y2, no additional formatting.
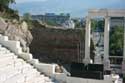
23,13,32,29
110,26,124,56
46,20,57,26
23,13,32,21
0,0,19,19
0,0,15,6
91,19,104,31
91,19,98,31
0,0,15,11
98,20,104,31
73,19,83,28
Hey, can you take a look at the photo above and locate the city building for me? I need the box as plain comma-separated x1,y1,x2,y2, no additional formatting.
31,13,71,26
110,17,124,28
62,20,75,29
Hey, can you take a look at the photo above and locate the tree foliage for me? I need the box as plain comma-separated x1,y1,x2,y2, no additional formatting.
73,19,84,28
0,0,17,18
110,26,124,56
0,0,15,8
23,13,33,29
91,19,104,31
23,13,32,21
91,19,97,31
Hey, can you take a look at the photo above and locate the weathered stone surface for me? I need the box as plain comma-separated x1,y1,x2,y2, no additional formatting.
0,17,7,33
29,21,87,63
0,43,54,83
0,17,33,52
29,21,95,64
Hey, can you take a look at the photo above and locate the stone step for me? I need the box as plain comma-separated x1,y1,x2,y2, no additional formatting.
14,59,27,67
21,64,34,73
0,44,54,83
0,59,26,72
24,69,40,81
0,48,9,53
44,77,53,82
3,73,25,83
0,67,20,82
0,47,10,51
27,78,45,83
0,57,26,69
0,65,39,83
25,75,45,83
0,47,7,50
38,75,49,83
0,52,15,57
5,69,39,83
0,64,14,72
0,62,27,82
15,63,34,73
0,59,15,68
0,54,17,62
0,56,17,66
3,66,38,83
46,82,55,83
0,50,10,54
0,53,16,60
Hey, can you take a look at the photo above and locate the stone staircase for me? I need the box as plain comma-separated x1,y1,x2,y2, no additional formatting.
0,44,55,83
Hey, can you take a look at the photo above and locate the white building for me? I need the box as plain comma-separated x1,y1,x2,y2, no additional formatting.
62,20,75,29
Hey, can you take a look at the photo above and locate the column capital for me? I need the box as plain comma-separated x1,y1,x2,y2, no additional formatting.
105,16,110,18
85,15,91,19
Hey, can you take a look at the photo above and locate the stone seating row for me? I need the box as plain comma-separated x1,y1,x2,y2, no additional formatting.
0,45,55,83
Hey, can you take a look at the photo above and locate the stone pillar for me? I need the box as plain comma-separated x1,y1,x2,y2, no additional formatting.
83,16,91,64
122,17,125,75
123,17,125,62
103,16,110,70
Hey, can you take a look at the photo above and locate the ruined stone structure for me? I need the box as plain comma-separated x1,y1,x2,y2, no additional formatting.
84,9,125,74
30,23,86,63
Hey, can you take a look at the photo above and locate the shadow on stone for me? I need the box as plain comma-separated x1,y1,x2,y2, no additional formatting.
70,62,104,80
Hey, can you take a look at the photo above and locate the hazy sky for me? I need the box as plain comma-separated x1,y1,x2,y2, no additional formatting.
15,0,47,3
11,0,125,17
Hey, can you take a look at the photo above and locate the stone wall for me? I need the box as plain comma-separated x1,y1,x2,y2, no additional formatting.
30,21,85,63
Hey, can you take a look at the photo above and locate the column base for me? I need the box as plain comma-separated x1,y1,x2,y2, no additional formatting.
94,55,103,64
122,59,125,74
103,59,110,71
122,59,125,64
83,58,93,65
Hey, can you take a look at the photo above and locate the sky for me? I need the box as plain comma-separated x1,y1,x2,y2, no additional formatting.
11,0,125,17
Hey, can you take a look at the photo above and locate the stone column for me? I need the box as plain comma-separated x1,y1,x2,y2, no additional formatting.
83,16,91,64
123,17,125,62
103,16,110,70
122,17,125,75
